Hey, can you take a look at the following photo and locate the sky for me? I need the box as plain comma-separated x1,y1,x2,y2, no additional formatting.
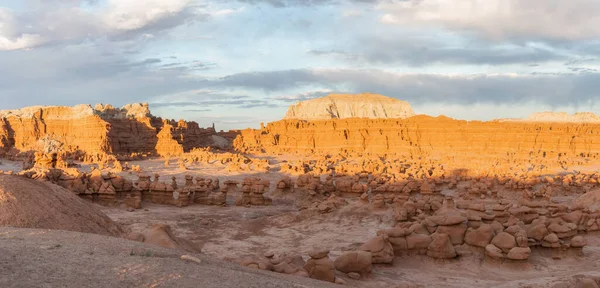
1,0,600,130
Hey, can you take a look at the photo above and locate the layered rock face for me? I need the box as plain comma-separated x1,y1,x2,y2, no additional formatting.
0,103,221,158
234,115,600,174
283,93,415,120
0,105,112,155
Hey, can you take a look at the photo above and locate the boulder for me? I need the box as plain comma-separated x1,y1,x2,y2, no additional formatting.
464,224,495,248
304,256,335,283
576,278,600,288
507,247,531,260
435,223,468,245
309,249,330,259
485,244,504,259
491,232,517,253
378,228,410,238
359,235,394,264
426,233,457,259
333,251,372,274
542,233,560,248
406,233,433,250
571,235,587,248
526,224,549,241
428,215,466,226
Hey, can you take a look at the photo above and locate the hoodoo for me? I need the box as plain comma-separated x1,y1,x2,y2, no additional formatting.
283,93,415,120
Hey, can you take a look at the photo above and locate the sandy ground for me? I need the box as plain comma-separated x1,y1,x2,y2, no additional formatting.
0,227,340,288
103,201,600,288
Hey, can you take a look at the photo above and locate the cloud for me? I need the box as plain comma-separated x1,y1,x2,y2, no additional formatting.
378,0,600,41
0,41,206,109
183,108,212,112
235,0,336,7
310,36,567,66
103,0,194,31
0,0,208,51
235,0,381,7
149,90,279,109
274,90,334,102
213,68,600,107
0,8,44,51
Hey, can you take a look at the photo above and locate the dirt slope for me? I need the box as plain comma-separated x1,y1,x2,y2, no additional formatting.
0,174,123,237
0,227,339,288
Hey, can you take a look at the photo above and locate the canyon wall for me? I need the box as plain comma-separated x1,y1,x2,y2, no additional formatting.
0,103,222,158
234,115,600,174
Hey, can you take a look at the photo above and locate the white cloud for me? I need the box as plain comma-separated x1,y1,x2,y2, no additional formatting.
0,0,204,51
0,8,44,51
378,0,600,40
210,7,245,17
0,33,44,51
103,0,193,30
342,9,361,17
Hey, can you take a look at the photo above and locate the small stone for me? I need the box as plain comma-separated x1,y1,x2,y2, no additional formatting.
309,249,330,259
334,277,346,285
485,244,504,259
571,235,587,248
507,247,531,260
180,255,202,264
348,272,361,280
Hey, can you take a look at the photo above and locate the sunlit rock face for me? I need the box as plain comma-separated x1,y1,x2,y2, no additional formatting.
0,103,220,157
284,93,415,121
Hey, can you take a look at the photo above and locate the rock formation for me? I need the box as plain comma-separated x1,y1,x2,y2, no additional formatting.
234,115,600,175
283,93,415,121
0,103,228,159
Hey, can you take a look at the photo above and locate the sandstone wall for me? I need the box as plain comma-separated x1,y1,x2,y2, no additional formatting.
0,105,111,154
0,104,220,158
234,115,600,174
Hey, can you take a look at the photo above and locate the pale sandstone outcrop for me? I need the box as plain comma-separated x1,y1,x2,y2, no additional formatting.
525,111,600,123
284,93,415,121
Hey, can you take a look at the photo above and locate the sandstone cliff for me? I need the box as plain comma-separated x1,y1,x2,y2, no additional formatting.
234,115,600,174
283,93,415,120
0,103,225,158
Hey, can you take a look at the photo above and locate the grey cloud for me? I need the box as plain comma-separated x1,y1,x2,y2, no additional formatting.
379,0,600,41
0,42,206,109
183,109,212,112
1,0,209,51
158,61,217,72
310,37,566,66
274,90,335,102
235,0,380,6
108,7,210,42
150,93,276,109
213,68,600,107
218,70,320,91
